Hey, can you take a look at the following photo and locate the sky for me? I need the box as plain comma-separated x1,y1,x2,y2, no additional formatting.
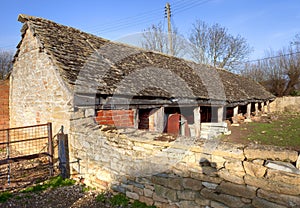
1,0,300,60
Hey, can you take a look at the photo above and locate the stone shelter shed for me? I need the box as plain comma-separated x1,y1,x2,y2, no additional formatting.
10,15,300,208
11,14,274,138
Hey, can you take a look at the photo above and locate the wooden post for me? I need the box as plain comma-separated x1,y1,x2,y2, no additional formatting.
47,123,54,176
246,103,251,119
217,106,224,123
6,129,10,185
58,126,70,179
165,3,174,56
193,107,201,138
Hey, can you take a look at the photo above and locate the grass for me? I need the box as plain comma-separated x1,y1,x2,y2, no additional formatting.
109,193,130,206
21,176,75,193
95,192,107,203
0,192,13,203
132,200,156,208
245,113,300,148
96,193,130,206
95,192,156,208
0,176,76,203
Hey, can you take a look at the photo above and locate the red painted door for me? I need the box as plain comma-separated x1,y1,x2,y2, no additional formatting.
167,113,180,135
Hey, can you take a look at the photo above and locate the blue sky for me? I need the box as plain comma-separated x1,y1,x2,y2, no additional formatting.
1,0,300,60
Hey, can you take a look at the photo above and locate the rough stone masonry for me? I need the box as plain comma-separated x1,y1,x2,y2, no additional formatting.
69,108,300,208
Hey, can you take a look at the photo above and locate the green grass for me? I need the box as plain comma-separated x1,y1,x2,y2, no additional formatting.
132,200,156,208
21,176,75,193
0,176,76,203
109,193,129,207
246,113,300,148
95,192,156,208
95,192,108,203
0,192,13,203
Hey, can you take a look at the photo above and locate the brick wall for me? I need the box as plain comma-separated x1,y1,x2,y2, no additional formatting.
96,109,134,127
0,79,9,129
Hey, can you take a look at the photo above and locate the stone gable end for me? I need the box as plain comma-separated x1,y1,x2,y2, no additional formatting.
11,27,72,134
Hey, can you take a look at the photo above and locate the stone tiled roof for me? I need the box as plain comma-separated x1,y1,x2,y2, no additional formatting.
16,14,275,104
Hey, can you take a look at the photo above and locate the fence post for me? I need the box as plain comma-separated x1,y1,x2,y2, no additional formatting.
6,129,10,185
58,126,69,179
47,123,54,176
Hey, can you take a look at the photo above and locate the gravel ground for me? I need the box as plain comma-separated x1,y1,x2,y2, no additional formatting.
0,185,112,208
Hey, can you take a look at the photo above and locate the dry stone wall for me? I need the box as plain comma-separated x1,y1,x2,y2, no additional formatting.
70,109,300,208
270,96,300,113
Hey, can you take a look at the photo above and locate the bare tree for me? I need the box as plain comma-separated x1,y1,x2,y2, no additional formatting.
279,47,300,95
242,61,268,83
241,44,300,96
0,50,14,79
189,20,252,70
141,22,187,57
189,20,209,64
291,33,300,46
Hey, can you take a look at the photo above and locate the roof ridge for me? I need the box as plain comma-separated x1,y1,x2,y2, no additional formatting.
18,14,109,42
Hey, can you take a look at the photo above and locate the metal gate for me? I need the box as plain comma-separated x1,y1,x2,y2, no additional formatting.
0,123,54,190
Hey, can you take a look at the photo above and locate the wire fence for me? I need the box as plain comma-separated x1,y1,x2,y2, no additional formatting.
0,123,54,190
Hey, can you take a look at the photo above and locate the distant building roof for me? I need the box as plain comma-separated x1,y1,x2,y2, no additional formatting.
16,14,275,105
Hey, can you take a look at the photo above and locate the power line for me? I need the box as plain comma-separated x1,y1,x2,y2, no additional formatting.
172,0,212,14
0,1,212,49
0,45,16,51
243,51,300,64
87,0,210,35
171,0,202,10
86,10,163,34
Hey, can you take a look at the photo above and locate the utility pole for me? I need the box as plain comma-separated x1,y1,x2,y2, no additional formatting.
165,2,174,56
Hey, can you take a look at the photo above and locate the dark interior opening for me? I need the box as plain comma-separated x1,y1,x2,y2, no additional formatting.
138,108,152,130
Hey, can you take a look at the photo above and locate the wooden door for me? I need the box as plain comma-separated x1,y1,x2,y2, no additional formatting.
167,113,180,135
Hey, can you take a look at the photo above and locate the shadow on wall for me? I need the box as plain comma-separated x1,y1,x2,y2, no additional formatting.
109,146,300,208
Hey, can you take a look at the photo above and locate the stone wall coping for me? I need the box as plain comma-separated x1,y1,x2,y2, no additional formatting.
74,122,299,164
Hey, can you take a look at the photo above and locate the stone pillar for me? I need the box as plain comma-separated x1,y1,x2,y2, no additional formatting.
255,103,259,115
266,100,270,113
133,109,139,129
233,106,238,117
154,107,165,133
193,107,201,138
217,106,224,123
246,103,251,119
232,106,239,124
261,102,265,113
